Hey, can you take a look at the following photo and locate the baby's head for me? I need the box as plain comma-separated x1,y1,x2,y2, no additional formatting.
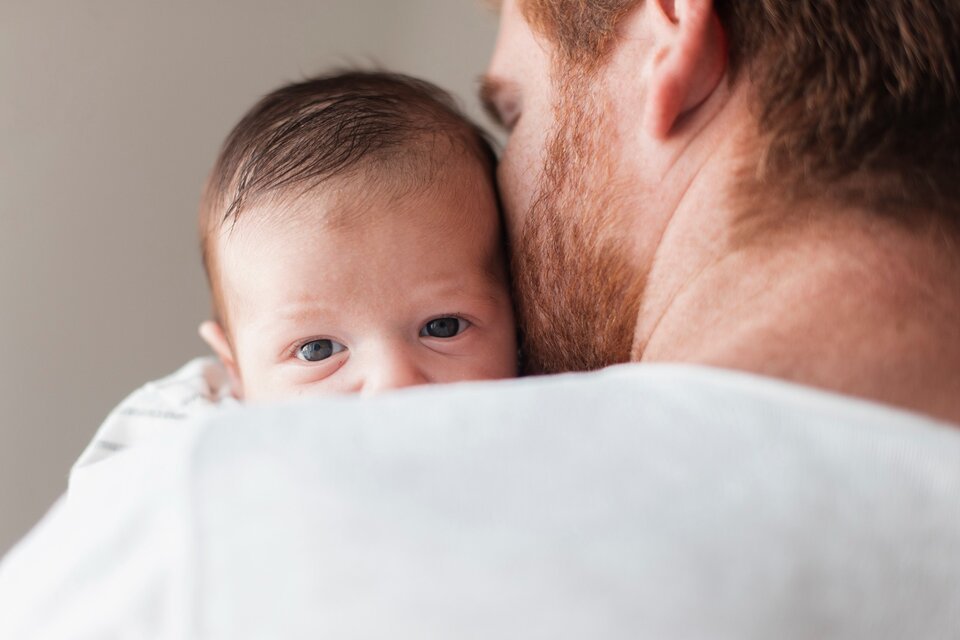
198,71,517,402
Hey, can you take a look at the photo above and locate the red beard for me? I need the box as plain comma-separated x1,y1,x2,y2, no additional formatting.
510,83,646,374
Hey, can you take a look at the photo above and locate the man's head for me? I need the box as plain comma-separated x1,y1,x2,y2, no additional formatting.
484,0,960,374
199,71,517,401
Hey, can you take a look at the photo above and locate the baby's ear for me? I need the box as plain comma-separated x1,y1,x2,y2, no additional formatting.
198,320,244,400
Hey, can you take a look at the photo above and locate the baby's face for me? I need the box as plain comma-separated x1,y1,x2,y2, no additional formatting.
214,165,517,402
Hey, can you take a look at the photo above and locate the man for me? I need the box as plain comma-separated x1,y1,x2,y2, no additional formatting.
483,0,960,421
1,2,959,637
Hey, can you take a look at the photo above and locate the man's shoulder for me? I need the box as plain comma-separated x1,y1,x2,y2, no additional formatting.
196,363,959,494
185,364,960,637
5,363,960,638
223,362,953,446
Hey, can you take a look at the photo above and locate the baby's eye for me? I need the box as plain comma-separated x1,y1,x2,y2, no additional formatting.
420,317,471,339
297,339,347,362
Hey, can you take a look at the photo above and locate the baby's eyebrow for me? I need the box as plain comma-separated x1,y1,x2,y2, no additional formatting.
261,302,341,329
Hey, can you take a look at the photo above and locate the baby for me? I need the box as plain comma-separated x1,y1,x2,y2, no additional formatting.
196,71,518,402
71,70,518,476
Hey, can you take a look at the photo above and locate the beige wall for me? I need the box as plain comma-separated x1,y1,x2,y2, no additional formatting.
0,1,499,554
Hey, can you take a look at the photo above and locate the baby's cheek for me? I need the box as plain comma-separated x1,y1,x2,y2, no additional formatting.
235,371,281,404
280,362,357,400
235,363,328,403
485,339,521,380
458,333,519,382
485,313,520,379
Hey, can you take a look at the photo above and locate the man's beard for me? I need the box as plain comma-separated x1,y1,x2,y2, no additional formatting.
511,81,646,375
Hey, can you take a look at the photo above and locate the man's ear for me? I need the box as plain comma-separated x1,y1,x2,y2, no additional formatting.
198,320,244,400
642,0,727,139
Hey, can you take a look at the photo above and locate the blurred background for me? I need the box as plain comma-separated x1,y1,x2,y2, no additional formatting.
0,0,499,555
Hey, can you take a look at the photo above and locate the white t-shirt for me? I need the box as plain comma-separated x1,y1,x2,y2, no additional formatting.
1,360,959,639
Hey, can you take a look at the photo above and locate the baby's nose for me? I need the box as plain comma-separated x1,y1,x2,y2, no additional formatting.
360,346,429,395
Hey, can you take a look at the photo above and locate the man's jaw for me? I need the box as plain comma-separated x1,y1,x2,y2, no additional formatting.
510,86,648,374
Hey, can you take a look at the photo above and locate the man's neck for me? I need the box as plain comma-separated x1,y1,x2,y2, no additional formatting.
633,162,960,424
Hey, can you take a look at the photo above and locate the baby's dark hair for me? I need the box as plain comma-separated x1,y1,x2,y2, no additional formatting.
199,70,498,321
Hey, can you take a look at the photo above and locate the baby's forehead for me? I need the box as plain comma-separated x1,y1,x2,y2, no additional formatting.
229,143,497,229
216,173,507,316
216,155,504,279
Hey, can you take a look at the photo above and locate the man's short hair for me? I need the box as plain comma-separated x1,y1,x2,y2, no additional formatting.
199,70,497,323
520,0,960,223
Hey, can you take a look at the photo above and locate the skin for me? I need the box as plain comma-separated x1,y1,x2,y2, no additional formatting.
200,157,518,402
484,0,960,423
